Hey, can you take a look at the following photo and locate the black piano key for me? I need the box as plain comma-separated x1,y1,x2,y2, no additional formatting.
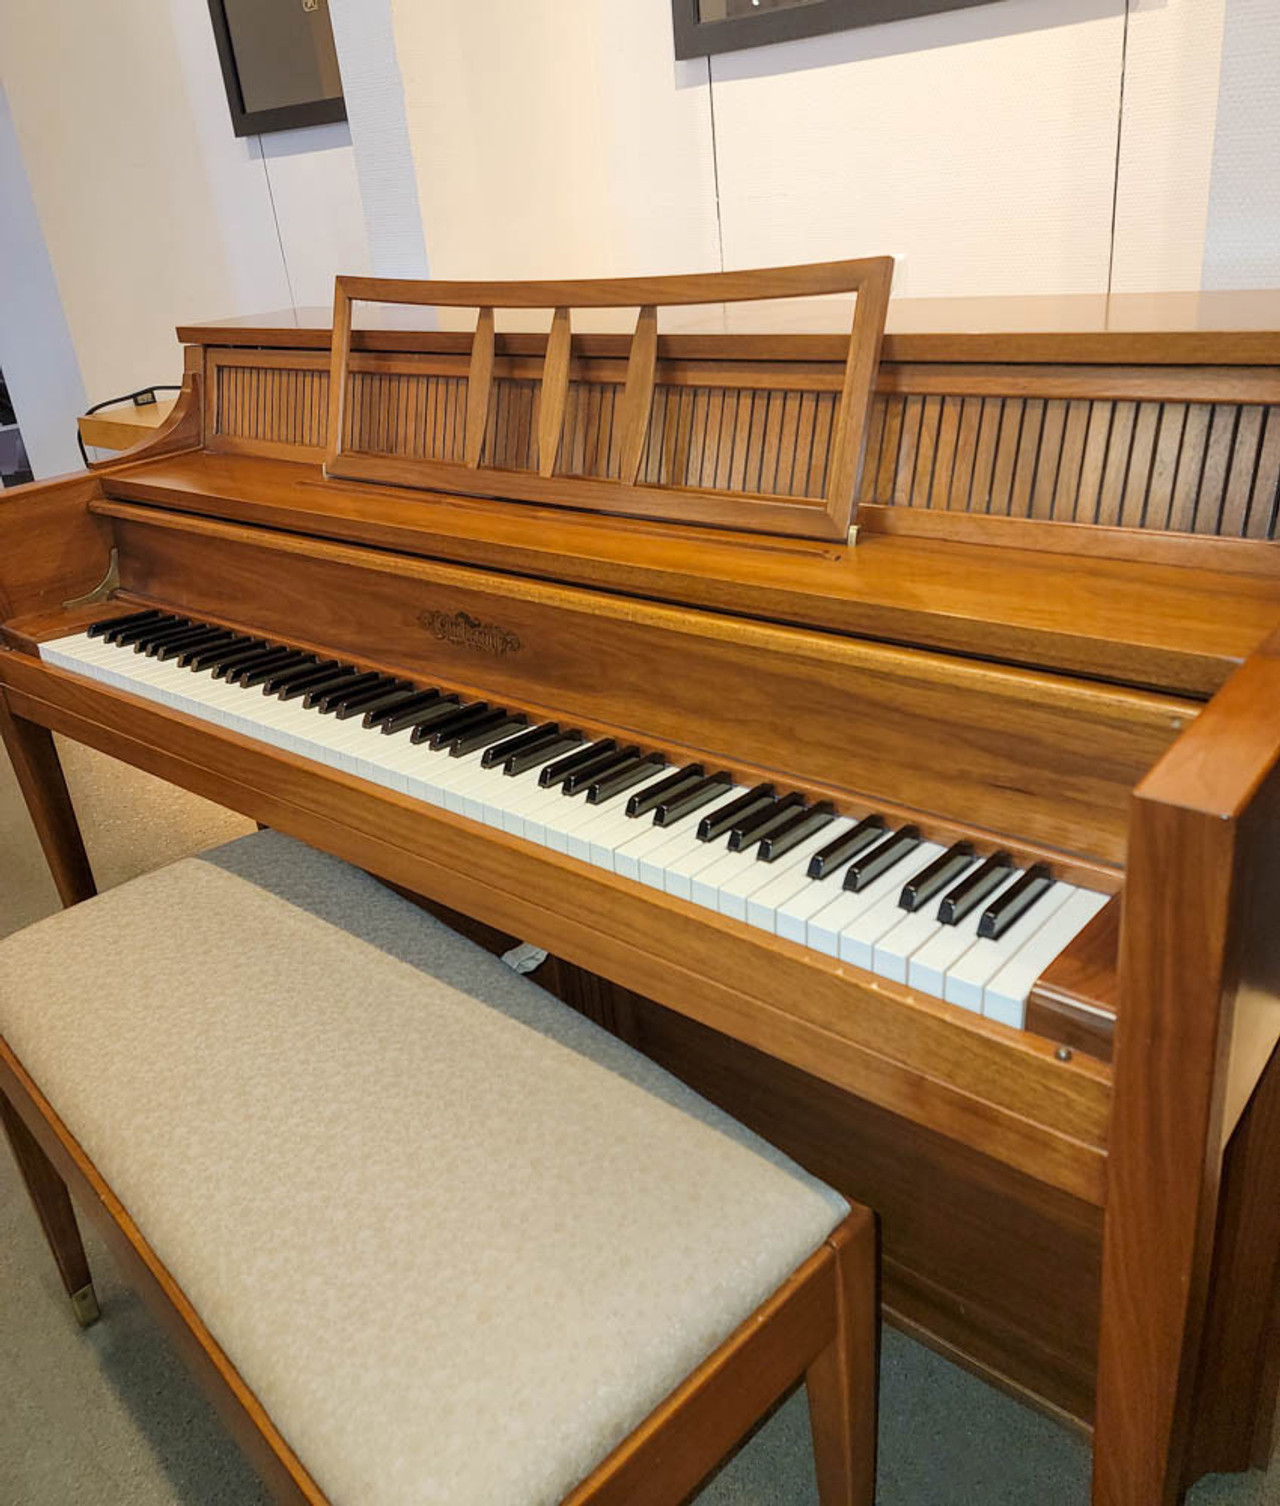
697,783,775,842
375,690,448,733
263,658,340,695
842,826,922,892
429,703,504,750
135,617,197,653
226,647,297,686
563,745,640,797
504,731,584,777
586,752,667,805
90,608,163,639
449,713,527,757
111,614,184,647
539,739,617,790
654,772,733,827
977,862,1054,941
334,681,415,722
175,630,241,668
405,698,466,741
937,850,1015,926
239,651,316,689
808,814,888,881
190,637,264,673
420,702,492,749
757,802,836,863
212,643,283,679
727,792,806,852
320,675,400,717
153,626,230,662
626,764,704,819
312,671,383,712
481,721,560,769
277,665,357,701
351,683,429,724
899,841,976,913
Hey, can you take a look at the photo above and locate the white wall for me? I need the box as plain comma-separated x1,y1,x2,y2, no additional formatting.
1202,0,1280,290
386,0,1229,299
0,0,369,470
0,83,85,478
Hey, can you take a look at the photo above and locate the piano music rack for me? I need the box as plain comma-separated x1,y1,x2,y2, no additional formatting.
321,260,893,542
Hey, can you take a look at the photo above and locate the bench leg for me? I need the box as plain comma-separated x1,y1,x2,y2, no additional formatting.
0,1091,100,1326
806,1209,878,1506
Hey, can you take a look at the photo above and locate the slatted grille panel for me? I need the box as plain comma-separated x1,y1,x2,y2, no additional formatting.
482,378,538,470
343,372,466,461
214,364,329,449
859,394,1280,538
552,382,835,497
208,354,1280,540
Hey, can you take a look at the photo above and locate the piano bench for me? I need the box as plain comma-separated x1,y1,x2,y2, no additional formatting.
0,830,876,1506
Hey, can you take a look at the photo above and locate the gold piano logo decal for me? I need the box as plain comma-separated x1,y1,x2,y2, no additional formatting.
420,609,522,657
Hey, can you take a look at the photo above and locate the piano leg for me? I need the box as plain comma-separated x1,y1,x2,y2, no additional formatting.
0,695,96,907
0,1089,100,1326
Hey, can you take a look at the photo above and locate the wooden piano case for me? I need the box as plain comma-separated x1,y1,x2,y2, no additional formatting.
4,272,1280,1505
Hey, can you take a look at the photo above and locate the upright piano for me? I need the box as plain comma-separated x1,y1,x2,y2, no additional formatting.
3,262,1279,1506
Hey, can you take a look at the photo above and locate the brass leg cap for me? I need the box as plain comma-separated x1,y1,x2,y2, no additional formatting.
70,1283,101,1328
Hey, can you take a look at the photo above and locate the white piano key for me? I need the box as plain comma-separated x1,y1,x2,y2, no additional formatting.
742,819,854,934
805,843,944,958
42,632,1113,1033
719,825,845,925
836,844,948,967
942,882,1076,1014
982,889,1110,1029
906,870,1022,997
687,843,759,910
568,772,673,865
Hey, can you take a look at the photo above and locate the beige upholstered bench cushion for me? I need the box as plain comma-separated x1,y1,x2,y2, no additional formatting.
0,831,849,1506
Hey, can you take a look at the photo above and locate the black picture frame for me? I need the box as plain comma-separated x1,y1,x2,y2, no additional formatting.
207,0,347,138
671,0,995,59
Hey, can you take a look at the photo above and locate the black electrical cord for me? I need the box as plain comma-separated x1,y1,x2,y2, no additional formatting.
77,385,182,466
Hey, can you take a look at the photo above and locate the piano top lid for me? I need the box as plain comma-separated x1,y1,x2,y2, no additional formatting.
178,289,1280,366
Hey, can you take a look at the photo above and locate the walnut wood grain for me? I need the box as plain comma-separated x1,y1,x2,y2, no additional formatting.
1094,646,1280,1504
97,452,1280,696
98,499,1187,866
0,1088,95,1308
323,262,892,541
1026,900,1120,1062
0,696,95,907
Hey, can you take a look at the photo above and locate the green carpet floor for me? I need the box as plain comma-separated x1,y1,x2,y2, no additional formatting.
1,738,1275,1504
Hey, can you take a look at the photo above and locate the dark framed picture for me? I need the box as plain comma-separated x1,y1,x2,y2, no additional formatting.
207,0,347,138
672,0,995,59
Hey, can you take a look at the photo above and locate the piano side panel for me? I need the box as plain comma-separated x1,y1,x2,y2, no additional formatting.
0,473,114,620
103,504,1191,866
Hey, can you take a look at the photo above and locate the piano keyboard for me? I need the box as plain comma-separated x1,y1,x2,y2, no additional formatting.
41,611,1110,1031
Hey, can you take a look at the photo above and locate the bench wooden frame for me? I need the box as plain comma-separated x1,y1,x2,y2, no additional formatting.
0,1033,876,1506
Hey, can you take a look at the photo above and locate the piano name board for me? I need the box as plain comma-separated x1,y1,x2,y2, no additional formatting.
420,608,523,658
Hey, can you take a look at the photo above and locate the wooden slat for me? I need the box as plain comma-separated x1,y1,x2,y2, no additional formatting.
537,306,571,477
464,307,495,467
619,304,658,484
